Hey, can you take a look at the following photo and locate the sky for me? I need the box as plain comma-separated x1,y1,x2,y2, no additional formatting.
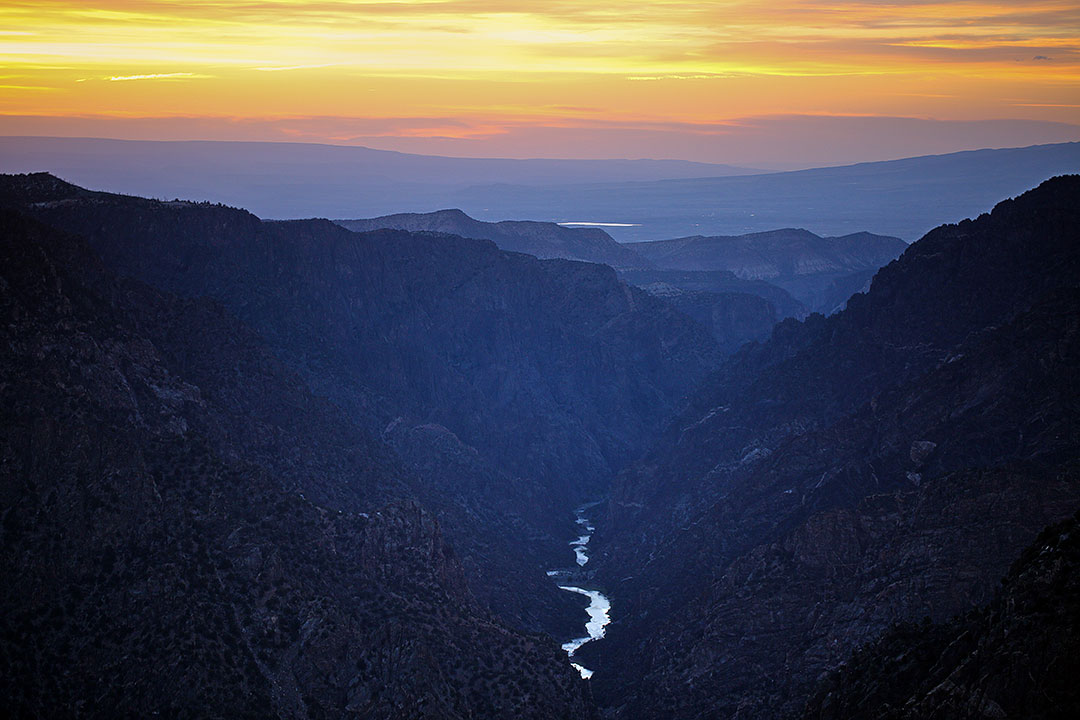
1,1,1079,165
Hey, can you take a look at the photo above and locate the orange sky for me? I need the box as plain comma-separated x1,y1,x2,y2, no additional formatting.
1,1,1078,160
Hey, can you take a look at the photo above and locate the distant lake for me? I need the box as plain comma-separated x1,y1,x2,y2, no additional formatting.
558,221,642,227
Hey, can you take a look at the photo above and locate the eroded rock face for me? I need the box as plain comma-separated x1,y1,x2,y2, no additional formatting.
587,176,1080,718
802,511,1080,720
0,207,593,719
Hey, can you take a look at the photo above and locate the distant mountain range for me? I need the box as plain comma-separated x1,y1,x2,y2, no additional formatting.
450,142,1080,241
0,136,758,219
2,138,1076,247
337,208,646,268
337,210,904,350
616,268,807,320
340,210,902,315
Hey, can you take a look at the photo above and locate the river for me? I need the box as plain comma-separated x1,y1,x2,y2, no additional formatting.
546,503,612,679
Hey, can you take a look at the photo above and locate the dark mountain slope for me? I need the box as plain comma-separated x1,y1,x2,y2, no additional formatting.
1,173,719,644
585,176,1080,718
5,174,719,505
627,228,907,311
338,208,648,268
1,174,588,640
340,210,817,356
0,209,592,718
802,511,1080,720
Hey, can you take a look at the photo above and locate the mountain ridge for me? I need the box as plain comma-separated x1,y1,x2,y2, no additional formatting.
337,208,648,268
449,142,1080,241
0,206,594,718
627,227,907,311
585,175,1080,718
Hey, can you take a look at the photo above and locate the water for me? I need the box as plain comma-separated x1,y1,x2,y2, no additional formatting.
550,503,611,679
557,221,642,227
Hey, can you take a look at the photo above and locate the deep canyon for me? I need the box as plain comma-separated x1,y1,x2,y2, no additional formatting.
2,170,1079,719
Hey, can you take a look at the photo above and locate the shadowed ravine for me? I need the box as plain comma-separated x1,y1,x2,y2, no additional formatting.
547,503,612,679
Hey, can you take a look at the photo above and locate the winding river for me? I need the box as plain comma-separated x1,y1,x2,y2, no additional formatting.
547,503,612,679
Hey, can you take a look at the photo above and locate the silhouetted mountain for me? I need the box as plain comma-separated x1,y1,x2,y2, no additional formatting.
448,142,1080,241
0,208,592,718
583,176,1080,718
802,511,1080,719
0,136,758,219
337,208,648,267
627,229,906,310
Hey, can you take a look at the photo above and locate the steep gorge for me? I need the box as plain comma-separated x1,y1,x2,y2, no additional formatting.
3,172,1079,719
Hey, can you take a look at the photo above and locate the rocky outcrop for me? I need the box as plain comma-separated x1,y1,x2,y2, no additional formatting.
801,511,1080,719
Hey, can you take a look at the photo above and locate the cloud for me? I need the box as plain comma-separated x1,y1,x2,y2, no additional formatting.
107,72,212,81
1,1,1076,140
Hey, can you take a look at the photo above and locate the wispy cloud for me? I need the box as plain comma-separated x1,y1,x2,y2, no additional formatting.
0,0,1075,144
107,72,212,81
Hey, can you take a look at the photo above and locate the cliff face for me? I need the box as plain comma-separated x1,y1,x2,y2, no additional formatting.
0,209,592,718
338,208,649,268
585,177,1080,718
802,511,1080,720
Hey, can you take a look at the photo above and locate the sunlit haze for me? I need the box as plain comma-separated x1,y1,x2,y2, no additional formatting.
1,1,1079,163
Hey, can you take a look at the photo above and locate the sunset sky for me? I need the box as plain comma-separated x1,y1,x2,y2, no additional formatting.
1,1,1078,163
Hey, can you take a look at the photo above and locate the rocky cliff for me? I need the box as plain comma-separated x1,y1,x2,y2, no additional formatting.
801,511,1080,719
0,208,593,718
1,171,724,656
585,176,1080,718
